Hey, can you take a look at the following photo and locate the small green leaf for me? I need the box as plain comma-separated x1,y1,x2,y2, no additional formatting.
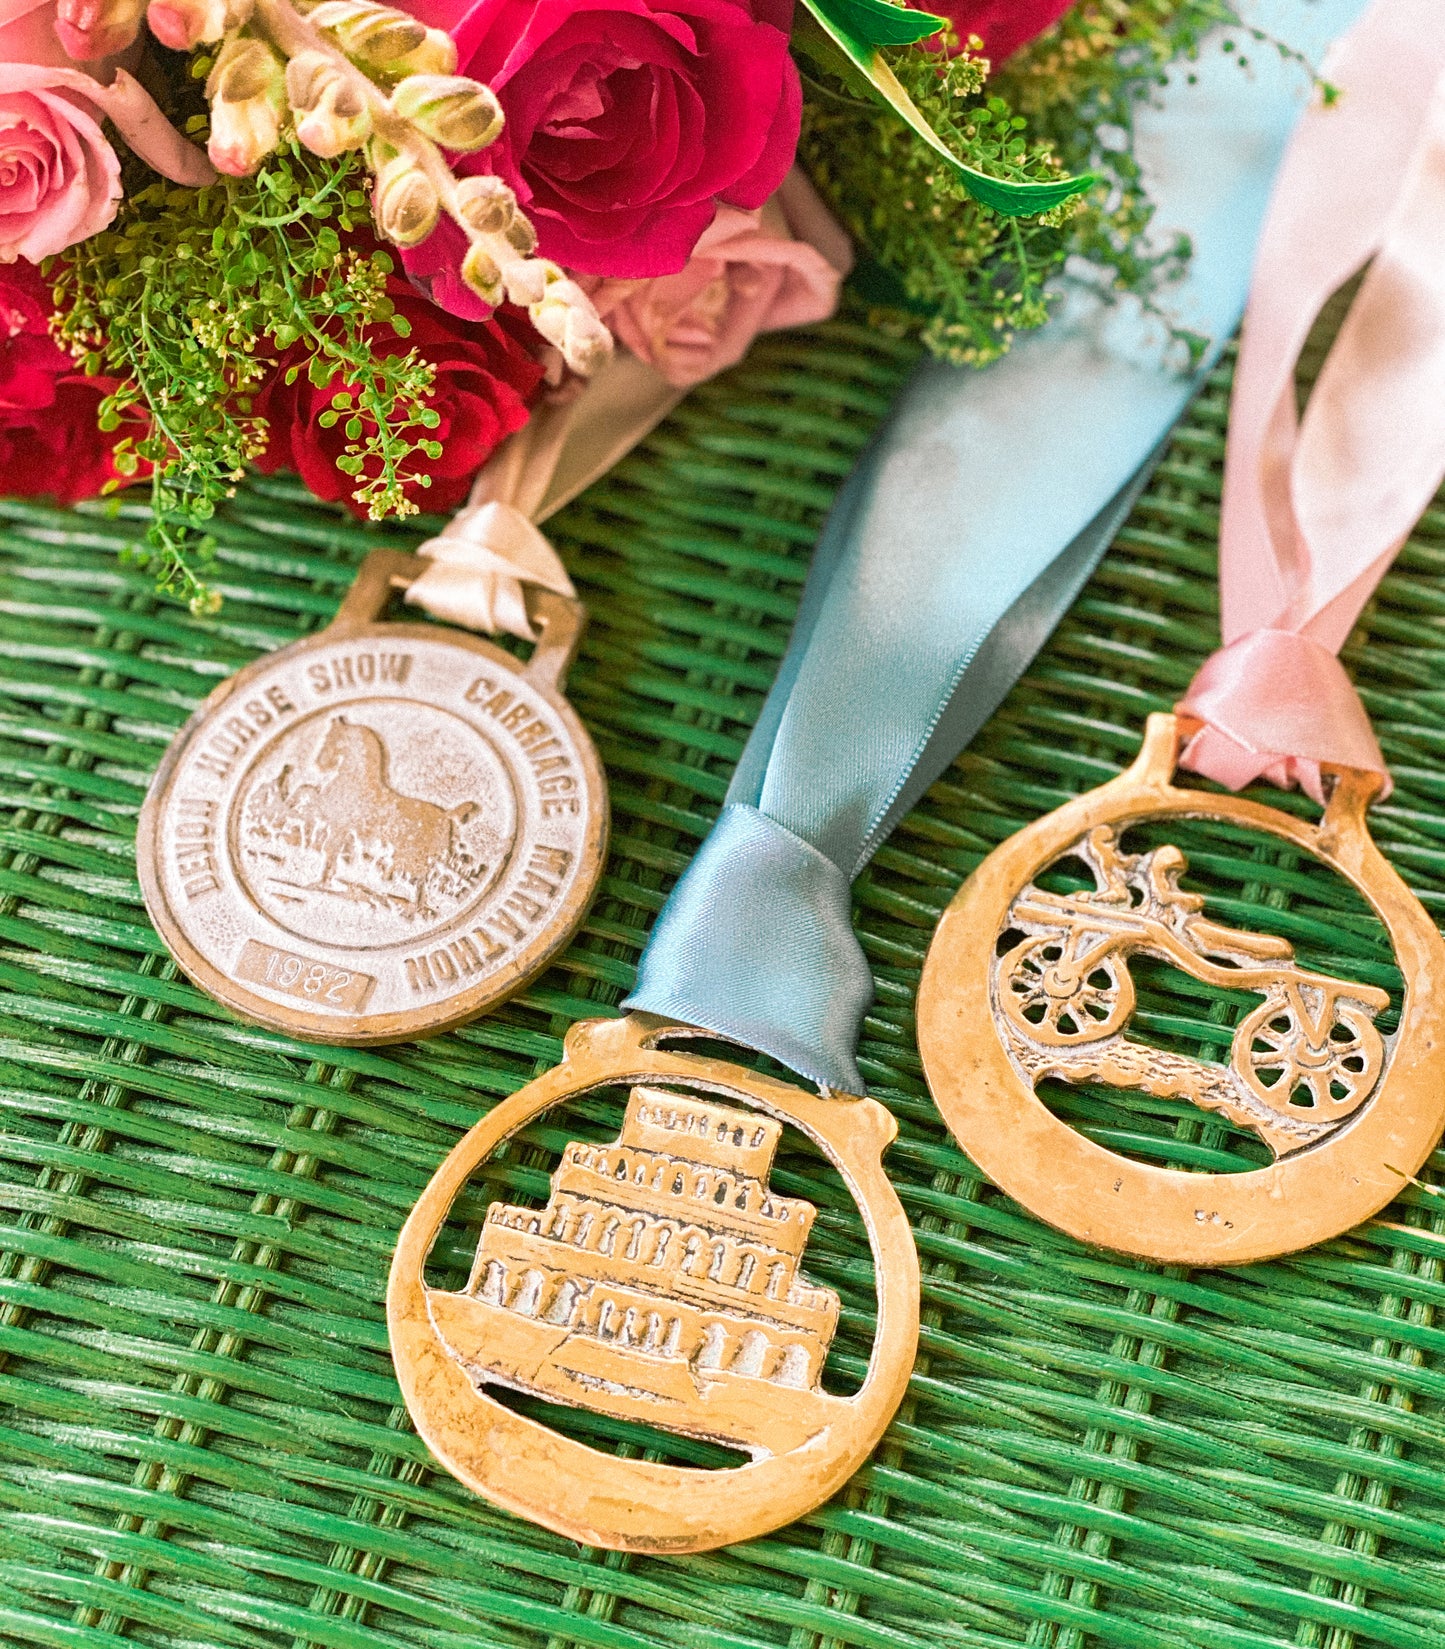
795,2,1095,218
807,0,946,49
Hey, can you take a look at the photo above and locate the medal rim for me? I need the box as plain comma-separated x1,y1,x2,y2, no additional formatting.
917,712,1445,1266
386,1013,920,1554
138,616,609,1046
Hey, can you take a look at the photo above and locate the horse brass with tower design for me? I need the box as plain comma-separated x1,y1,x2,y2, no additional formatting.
431,1085,845,1457
389,1014,920,1553
139,549,607,1043
919,714,1445,1266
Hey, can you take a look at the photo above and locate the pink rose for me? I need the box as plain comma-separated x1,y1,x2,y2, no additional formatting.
400,0,801,290
583,170,852,389
0,0,214,264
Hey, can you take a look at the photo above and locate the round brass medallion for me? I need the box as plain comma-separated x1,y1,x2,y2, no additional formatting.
388,1014,920,1553
918,713,1445,1266
138,550,607,1044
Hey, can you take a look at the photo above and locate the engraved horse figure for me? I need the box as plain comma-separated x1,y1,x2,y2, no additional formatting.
245,717,482,918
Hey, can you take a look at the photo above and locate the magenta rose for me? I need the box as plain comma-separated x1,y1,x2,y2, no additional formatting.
927,0,1077,60
401,0,801,289
0,257,146,503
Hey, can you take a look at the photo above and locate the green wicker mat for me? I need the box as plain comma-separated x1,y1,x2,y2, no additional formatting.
2,312,1445,1649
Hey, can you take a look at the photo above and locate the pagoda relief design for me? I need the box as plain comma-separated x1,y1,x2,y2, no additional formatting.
426,1086,848,1457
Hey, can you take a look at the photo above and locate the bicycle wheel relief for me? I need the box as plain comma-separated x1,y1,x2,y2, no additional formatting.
995,820,1388,1161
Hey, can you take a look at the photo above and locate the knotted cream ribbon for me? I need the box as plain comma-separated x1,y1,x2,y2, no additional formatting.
1179,0,1445,801
406,349,687,640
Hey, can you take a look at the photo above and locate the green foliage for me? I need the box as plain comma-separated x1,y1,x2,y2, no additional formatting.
50,145,440,612
792,1,1094,218
798,0,1242,367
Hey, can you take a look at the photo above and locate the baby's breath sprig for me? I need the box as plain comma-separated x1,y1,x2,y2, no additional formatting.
50,147,439,611
799,0,1244,368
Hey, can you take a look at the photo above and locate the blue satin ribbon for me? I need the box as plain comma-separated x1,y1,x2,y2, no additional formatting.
626,0,1373,1094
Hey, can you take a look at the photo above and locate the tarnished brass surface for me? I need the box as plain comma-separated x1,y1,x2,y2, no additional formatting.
138,550,607,1043
388,1014,921,1553
918,713,1445,1265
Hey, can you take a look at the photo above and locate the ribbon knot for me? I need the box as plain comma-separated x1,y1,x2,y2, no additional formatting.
1179,629,1386,802
408,500,575,641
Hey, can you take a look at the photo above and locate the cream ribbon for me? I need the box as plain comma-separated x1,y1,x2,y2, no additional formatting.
407,349,687,640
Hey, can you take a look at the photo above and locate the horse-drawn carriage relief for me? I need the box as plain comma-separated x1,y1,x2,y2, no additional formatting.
992,825,1391,1157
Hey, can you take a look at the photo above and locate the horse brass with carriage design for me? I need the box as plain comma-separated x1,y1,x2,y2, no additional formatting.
997,822,1389,1159
139,549,607,1043
919,713,1445,1265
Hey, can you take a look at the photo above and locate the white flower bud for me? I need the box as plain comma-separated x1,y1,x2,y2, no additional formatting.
146,0,250,50
503,211,537,255
57,0,145,58
288,51,372,156
503,256,555,309
206,36,286,177
307,0,455,77
460,241,504,307
372,149,440,246
452,173,516,236
529,275,613,377
387,25,455,77
389,74,502,153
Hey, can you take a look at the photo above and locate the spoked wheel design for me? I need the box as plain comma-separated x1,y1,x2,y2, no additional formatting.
998,932,1135,1046
1233,984,1385,1119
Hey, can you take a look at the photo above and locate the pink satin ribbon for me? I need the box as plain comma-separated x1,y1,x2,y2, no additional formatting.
1178,0,1445,803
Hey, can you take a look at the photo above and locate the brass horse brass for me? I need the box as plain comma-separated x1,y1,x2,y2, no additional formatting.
138,549,607,1044
388,1014,920,1552
918,713,1445,1266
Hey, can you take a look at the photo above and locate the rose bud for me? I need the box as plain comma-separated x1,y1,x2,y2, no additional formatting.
452,173,516,236
372,148,439,246
146,0,252,50
307,0,455,78
205,37,286,177
288,51,372,156
389,75,502,153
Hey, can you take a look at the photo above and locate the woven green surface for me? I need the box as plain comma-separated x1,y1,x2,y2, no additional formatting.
2,314,1445,1649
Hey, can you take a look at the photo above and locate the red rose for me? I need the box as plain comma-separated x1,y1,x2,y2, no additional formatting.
0,258,140,505
932,0,1076,61
252,275,545,517
400,0,801,287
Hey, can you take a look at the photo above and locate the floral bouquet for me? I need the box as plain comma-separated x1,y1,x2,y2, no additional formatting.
1,0,1236,604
